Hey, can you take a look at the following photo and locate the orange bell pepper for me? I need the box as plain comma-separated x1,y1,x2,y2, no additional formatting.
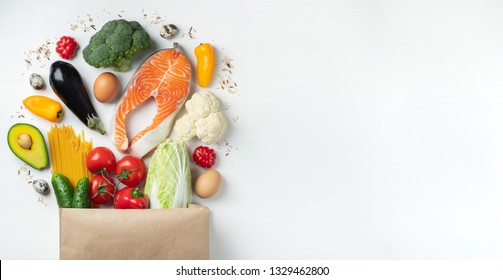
194,43,215,87
23,95,64,122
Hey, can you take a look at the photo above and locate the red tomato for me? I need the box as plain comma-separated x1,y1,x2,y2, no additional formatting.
86,147,116,174
116,156,146,187
89,174,116,204
114,187,149,209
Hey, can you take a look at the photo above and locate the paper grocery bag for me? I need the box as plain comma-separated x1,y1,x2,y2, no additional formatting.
59,204,209,260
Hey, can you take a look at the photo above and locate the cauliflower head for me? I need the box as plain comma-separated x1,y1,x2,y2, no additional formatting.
185,91,221,120
174,91,227,144
195,112,227,144
174,114,196,142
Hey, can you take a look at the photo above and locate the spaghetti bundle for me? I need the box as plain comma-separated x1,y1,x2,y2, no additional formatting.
47,125,92,188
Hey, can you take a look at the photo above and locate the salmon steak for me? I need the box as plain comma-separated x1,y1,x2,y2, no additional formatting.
112,46,191,157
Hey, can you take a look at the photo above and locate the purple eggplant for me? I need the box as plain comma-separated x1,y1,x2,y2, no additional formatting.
49,61,105,134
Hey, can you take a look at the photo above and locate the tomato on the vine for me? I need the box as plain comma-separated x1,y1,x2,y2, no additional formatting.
116,156,146,187
86,147,116,174
89,174,115,204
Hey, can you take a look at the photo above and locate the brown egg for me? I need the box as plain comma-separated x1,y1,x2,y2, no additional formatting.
195,169,221,198
93,72,119,103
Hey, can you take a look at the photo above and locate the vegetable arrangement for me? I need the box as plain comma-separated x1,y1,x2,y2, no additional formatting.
9,16,231,212
85,146,148,207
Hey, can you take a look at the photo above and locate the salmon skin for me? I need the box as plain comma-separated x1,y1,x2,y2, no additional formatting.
112,45,191,157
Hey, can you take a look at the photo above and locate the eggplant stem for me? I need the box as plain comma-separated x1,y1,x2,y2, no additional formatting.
87,114,106,135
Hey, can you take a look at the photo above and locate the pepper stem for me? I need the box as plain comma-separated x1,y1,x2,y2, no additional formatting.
131,188,144,198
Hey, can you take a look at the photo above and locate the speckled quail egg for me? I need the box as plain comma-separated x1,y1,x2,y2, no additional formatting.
33,179,49,194
160,24,178,39
29,73,45,90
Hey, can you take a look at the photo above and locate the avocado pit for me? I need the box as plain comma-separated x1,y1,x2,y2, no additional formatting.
17,133,32,150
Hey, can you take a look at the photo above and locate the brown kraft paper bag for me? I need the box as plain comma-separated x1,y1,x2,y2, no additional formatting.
59,204,209,260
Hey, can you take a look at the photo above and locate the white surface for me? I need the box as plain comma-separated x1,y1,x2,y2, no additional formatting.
2,0,503,259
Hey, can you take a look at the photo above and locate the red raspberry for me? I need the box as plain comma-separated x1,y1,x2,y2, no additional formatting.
192,146,216,168
55,36,78,60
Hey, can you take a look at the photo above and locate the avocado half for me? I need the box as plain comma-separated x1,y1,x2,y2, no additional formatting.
7,123,49,170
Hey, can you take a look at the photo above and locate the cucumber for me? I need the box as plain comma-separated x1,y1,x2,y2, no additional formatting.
72,177,90,208
51,173,74,208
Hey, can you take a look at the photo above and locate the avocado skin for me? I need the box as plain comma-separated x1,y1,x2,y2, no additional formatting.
7,123,49,170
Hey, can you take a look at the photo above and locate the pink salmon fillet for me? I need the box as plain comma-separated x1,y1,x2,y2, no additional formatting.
112,46,191,157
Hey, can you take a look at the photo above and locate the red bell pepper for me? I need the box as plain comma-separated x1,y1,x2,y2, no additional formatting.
55,36,78,60
114,187,149,209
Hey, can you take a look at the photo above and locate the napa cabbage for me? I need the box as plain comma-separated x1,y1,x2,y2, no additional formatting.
145,139,191,208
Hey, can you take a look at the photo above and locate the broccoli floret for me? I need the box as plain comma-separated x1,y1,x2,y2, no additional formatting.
83,19,151,72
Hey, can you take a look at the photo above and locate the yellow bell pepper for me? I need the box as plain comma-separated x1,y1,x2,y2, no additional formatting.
23,95,64,122
194,43,215,87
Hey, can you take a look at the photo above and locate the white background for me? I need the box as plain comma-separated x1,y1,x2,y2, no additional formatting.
1,0,503,259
